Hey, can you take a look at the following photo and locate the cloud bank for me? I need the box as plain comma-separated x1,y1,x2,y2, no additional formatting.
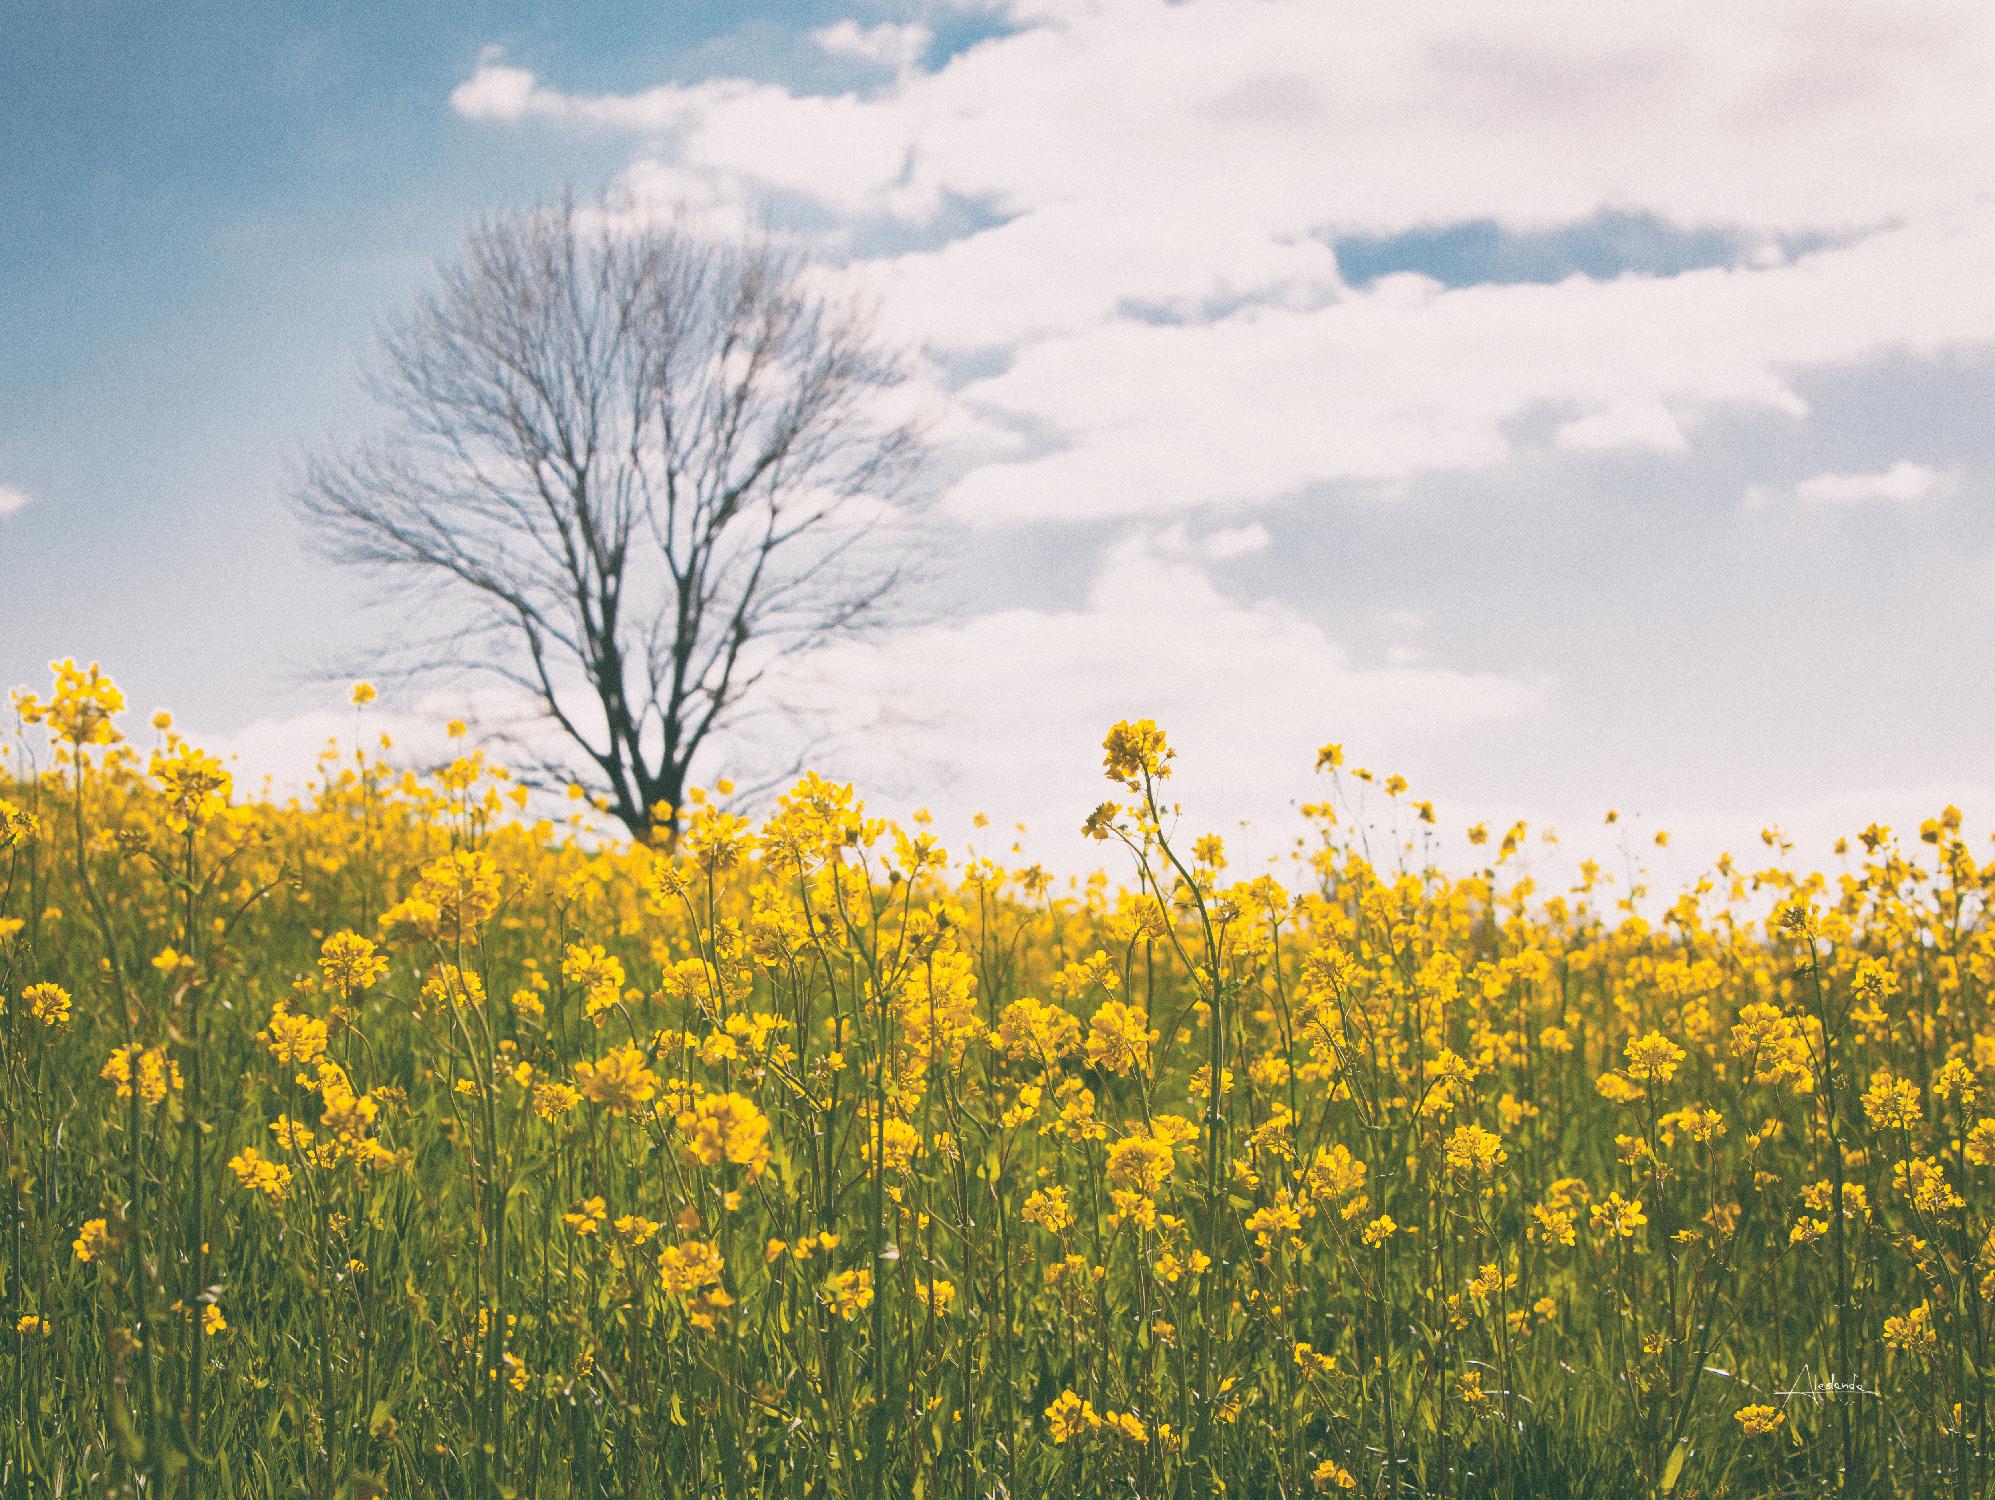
452,1,1995,524
429,0,1995,869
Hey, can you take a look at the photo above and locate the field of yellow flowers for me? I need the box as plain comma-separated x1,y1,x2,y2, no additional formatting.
1,659,1991,1498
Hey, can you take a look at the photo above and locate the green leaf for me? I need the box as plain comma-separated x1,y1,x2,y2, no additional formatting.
110,1395,145,1463
1659,1438,1688,1494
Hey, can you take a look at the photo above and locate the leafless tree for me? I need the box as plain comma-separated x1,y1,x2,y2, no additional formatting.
298,190,927,838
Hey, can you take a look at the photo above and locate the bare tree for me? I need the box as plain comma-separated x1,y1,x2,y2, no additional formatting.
298,190,927,838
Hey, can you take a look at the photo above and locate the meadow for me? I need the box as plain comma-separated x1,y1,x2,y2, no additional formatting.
1,658,1990,1498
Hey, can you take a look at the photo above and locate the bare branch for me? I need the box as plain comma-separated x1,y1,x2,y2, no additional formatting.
296,188,929,838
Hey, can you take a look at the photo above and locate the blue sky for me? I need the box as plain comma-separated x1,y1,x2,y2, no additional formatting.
7,0,1995,871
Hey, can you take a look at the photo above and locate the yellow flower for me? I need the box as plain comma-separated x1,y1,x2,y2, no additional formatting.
676,1091,772,1178
1045,1389,1097,1444
823,1268,874,1321
101,1043,182,1105
1105,1132,1175,1196
350,681,376,705
992,996,1082,1062
1312,1458,1358,1491
1022,1186,1073,1235
1293,1342,1338,1377
562,942,628,1020
1735,1404,1784,1436
1772,896,1815,939
258,1002,328,1066
613,1213,661,1246
1622,1031,1686,1088
1965,1118,1995,1166
1862,1069,1923,1132
44,659,125,746
1443,1123,1506,1176
0,799,41,851
575,1044,660,1116
1893,1156,1964,1215
419,963,485,1012
201,1304,226,1337
654,1239,730,1327
1100,1409,1147,1444
1302,1143,1368,1209
1884,1301,1938,1356
656,1238,724,1293
1361,1214,1399,1248
1728,1003,1814,1092
532,1081,582,1122
1589,1192,1647,1240
319,931,388,996
1531,1204,1577,1248
23,982,71,1028
1245,1195,1303,1251
228,1147,293,1202
150,742,232,828
387,849,502,942
1658,1105,1725,1147
1085,999,1155,1076
72,1218,112,1263
1102,719,1174,790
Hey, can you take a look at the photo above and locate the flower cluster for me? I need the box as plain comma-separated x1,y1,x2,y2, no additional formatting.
0,676,1990,1498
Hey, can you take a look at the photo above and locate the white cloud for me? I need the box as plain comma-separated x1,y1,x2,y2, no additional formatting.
458,2,1995,524
429,7,1995,871
184,531,1541,872
1198,522,1272,561
812,20,932,73
581,158,758,242
451,57,738,132
201,691,506,797
1744,459,1957,509
464,3,1995,256
449,64,547,123
1152,521,1271,562
786,529,1544,866
937,218,1995,521
1794,460,1955,505
0,485,28,516
1554,402,1689,454
640,1,1995,236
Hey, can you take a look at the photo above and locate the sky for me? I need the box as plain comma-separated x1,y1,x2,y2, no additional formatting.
5,0,1995,879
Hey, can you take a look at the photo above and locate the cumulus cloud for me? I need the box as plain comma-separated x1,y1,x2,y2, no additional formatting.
449,63,544,122
1794,460,1956,505
1554,402,1689,454
781,529,1544,866
1744,459,1957,509
1152,521,1272,562
556,2,1995,233
450,56,735,132
937,219,1995,521
811,20,932,72
430,2,1995,869
0,484,28,516
454,1,1995,524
